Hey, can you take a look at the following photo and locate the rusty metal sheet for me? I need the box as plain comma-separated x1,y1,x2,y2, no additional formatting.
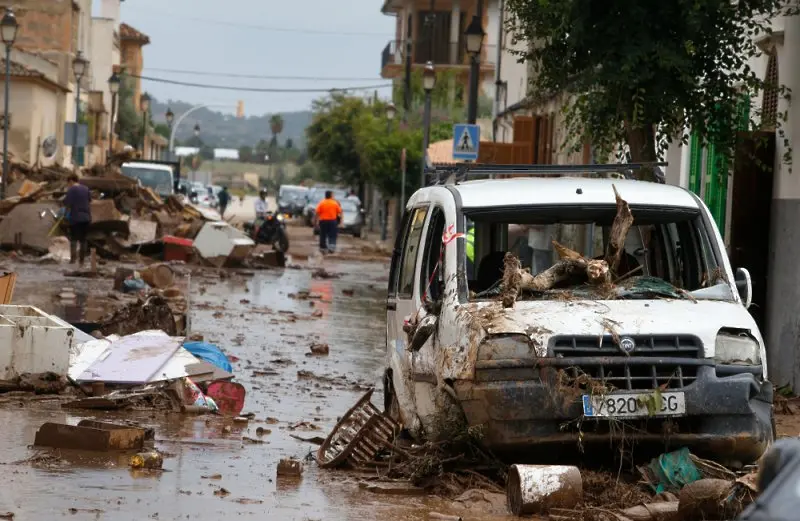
34,422,145,451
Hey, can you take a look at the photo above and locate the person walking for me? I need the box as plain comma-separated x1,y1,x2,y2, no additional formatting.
315,190,342,254
217,186,230,219
62,173,92,266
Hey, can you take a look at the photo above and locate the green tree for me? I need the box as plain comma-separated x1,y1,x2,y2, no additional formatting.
238,145,253,163
269,114,284,146
115,75,142,146
506,0,794,177
255,139,270,162
306,93,367,189
154,123,171,140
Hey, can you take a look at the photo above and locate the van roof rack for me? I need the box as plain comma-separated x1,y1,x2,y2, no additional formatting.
424,162,667,186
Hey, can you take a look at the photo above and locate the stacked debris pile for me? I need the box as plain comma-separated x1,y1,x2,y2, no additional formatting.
0,154,239,265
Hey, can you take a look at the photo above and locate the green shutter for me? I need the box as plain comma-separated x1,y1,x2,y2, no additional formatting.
76,147,85,166
737,96,751,131
688,131,702,195
704,142,727,233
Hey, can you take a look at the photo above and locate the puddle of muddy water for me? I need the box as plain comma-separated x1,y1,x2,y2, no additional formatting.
0,259,511,521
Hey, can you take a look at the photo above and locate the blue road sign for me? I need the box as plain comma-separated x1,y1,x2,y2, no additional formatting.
452,123,480,161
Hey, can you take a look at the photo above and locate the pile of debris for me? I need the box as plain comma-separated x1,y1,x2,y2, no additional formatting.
314,392,771,521
0,152,259,268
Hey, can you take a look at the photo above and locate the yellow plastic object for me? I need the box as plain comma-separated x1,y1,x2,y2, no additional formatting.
0,272,17,304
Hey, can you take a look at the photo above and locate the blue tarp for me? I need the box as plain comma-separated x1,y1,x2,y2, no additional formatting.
183,341,233,373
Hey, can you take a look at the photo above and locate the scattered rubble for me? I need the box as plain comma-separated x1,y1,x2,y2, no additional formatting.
276,458,304,478
308,342,329,356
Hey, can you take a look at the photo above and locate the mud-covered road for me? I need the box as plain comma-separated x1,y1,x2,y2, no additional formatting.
0,225,509,521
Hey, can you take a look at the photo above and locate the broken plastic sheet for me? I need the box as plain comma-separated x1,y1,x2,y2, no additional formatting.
76,331,182,384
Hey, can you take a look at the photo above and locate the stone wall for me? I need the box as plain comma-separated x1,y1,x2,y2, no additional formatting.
0,0,74,54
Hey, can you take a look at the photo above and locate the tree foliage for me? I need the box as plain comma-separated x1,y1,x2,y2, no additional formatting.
115,75,143,147
306,91,463,197
506,0,795,174
269,114,284,140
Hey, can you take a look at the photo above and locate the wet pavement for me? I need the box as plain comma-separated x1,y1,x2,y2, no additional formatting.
0,230,510,521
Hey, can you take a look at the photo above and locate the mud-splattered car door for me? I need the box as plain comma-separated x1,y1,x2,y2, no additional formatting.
386,205,430,431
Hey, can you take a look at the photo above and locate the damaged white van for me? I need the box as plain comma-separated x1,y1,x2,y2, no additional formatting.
384,165,773,465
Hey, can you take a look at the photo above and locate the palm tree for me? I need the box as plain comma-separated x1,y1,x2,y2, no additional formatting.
269,114,284,147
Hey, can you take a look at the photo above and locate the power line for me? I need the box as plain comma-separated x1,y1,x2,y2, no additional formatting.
144,67,383,82
126,5,389,37
131,74,392,93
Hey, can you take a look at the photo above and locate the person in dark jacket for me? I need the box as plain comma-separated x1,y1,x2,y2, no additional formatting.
62,173,91,266
217,186,230,218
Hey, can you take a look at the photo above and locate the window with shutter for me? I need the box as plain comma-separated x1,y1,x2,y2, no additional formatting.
761,53,778,130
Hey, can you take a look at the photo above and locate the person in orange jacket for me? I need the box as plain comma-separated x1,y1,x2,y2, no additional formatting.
315,190,342,254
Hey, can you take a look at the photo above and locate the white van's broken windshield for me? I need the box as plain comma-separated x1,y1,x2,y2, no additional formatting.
463,205,733,302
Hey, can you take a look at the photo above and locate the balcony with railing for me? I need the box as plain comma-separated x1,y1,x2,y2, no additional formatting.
380,39,496,78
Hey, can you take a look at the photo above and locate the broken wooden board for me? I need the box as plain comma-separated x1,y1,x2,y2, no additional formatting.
34,421,145,451
80,176,138,194
90,200,121,222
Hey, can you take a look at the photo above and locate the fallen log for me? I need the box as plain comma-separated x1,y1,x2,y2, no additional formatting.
605,185,634,273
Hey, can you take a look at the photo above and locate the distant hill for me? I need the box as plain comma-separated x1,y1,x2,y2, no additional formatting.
149,98,312,149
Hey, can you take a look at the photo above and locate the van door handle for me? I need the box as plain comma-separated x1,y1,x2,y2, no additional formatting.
386,302,397,310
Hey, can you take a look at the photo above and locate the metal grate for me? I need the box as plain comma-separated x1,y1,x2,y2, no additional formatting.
552,335,702,358
562,360,700,390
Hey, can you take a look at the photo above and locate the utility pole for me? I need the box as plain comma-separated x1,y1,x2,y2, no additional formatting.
466,0,484,124
403,40,412,121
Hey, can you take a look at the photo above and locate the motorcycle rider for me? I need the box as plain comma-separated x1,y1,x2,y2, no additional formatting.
253,189,269,236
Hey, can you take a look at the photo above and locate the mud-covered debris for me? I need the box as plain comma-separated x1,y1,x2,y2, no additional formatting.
202,474,222,480
240,298,251,304
677,478,751,520
360,482,428,496
67,509,104,515
276,458,303,477
311,309,324,318
289,421,321,431
506,464,582,516
129,451,163,470
342,288,355,296
288,291,323,300
242,436,264,444
256,427,272,436
97,294,179,336
265,417,280,424
213,487,231,497
308,343,329,356
0,513,13,520
429,513,462,521
289,434,325,445
311,268,340,279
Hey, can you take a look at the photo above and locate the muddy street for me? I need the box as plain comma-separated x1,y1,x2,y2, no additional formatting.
0,226,509,521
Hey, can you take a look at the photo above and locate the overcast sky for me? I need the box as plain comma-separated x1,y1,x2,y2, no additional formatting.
97,0,394,115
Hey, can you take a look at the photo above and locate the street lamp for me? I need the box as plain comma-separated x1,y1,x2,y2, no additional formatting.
464,13,485,124
140,92,150,157
194,123,200,137
71,50,89,168
107,72,120,161
0,7,18,200
165,108,174,161
385,102,396,123
420,61,435,189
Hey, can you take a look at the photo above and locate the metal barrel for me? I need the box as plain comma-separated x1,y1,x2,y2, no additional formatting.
506,464,582,516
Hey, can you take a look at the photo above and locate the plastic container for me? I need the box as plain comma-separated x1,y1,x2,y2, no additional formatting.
130,451,163,469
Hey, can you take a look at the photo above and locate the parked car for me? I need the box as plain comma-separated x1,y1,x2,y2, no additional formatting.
121,162,175,198
303,187,349,226
313,197,364,238
384,166,772,466
278,185,309,217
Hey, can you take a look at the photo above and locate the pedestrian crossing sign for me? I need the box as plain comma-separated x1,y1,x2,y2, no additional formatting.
452,123,480,161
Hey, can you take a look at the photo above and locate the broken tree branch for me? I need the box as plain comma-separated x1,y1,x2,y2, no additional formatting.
605,185,634,273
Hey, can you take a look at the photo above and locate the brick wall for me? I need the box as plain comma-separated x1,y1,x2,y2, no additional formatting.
0,0,74,54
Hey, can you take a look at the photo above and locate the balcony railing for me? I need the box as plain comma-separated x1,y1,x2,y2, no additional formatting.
381,39,497,71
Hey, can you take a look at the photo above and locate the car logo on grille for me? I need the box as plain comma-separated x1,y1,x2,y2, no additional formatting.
618,337,636,353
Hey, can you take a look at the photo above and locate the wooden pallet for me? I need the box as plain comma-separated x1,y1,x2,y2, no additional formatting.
317,388,398,469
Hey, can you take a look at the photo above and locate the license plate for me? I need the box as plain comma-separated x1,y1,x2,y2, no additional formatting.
582,391,686,418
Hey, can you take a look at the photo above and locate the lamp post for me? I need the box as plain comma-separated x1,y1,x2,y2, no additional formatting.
194,123,200,138
0,8,18,200
464,10,485,124
72,50,88,168
139,92,150,158
107,72,120,161
165,108,174,161
420,62,435,189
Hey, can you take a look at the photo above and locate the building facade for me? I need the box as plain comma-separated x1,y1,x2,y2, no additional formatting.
380,0,500,105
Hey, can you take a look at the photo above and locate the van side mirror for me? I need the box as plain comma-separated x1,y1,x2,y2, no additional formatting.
409,315,437,351
735,267,753,309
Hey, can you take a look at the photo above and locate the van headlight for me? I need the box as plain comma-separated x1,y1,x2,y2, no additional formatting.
715,332,761,365
477,334,536,360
